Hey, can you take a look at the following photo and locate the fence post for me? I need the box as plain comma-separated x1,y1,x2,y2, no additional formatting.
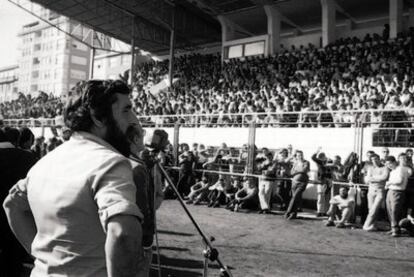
173,123,180,166
246,122,256,175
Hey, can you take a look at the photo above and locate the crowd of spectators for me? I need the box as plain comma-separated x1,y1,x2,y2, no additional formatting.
0,92,63,120
134,28,414,127
165,141,414,237
2,29,414,128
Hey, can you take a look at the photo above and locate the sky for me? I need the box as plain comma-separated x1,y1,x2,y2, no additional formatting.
0,0,37,68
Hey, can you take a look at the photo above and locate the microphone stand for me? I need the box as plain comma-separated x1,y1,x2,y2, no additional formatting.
154,159,233,277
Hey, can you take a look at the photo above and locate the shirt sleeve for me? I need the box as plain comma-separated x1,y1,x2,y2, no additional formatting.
5,177,31,211
92,160,143,233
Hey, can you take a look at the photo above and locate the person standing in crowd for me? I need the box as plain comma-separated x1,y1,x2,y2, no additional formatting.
273,148,292,211
3,127,20,147
257,149,275,214
312,147,334,217
18,127,35,151
380,147,390,165
363,153,390,231
127,124,164,276
177,151,196,197
325,186,355,228
61,126,72,141
3,80,144,276
0,128,37,277
385,154,412,237
359,150,375,224
285,150,310,220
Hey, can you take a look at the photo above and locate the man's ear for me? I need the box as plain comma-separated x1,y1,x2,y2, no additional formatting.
90,110,106,128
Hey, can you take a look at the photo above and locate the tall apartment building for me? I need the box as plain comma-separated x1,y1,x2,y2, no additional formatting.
0,65,19,103
17,10,91,97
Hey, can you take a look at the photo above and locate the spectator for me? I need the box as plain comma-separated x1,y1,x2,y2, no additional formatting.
312,147,334,217
385,154,412,237
207,177,226,207
186,176,210,205
399,214,414,236
363,154,390,231
18,127,35,150
177,150,196,196
257,149,275,214
325,186,356,228
272,148,292,211
358,150,376,224
232,177,258,212
0,127,37,276
285,150,310,220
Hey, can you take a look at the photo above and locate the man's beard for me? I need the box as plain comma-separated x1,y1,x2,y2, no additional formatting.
104,116,131,157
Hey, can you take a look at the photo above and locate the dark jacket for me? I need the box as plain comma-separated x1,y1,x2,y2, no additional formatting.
129,156,155,248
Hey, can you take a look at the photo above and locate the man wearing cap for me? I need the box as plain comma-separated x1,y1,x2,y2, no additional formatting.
3,80,144,277
127,126,165,276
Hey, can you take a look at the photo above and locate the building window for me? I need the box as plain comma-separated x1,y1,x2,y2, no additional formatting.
71,55,87,66
70,69,86,80
33,57,40,65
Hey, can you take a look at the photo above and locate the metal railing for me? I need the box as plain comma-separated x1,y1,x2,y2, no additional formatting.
135,108,414,128
3,108,414,128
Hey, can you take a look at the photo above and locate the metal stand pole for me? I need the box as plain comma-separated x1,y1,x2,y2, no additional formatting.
155,161,233,277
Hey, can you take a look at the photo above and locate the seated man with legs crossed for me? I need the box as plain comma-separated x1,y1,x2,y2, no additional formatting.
325,186,355,228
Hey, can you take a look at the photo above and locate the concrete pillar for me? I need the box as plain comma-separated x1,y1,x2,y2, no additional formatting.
321,0,336,47
264,5,281,55
217,15,236,42
389,0,403,38
409,8,414,28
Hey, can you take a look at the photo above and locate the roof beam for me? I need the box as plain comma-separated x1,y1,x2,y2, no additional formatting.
187,0,254,37
251,0,303,33
334,2,357,25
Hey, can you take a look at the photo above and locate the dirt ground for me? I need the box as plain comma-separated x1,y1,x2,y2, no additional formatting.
151,200,414,277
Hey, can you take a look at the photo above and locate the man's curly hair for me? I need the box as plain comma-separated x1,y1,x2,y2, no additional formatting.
64,80,130,132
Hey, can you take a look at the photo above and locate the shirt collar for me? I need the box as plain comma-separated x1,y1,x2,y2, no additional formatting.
71,131,121,155
0,142,15,149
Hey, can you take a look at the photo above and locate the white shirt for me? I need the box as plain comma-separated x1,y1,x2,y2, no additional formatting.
7,132,142,277
386,165,412,191
330,189,356,209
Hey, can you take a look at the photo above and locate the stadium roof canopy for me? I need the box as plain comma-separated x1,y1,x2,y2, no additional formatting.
28,0,414,54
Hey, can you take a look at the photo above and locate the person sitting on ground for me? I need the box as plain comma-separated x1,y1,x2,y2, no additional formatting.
207,177,226,207
186,176,210,205
325,186,356,228
224,177,243,208
399,214,414,236
232,178,258,212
